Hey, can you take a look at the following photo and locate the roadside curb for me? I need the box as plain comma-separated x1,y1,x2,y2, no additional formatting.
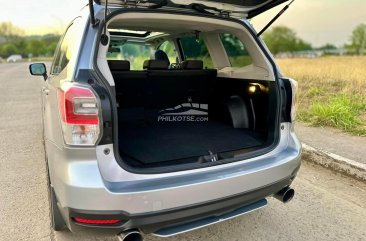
301,143,366,181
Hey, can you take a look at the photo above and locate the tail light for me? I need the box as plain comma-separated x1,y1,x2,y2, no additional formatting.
289,78,298,121
58,83,101,146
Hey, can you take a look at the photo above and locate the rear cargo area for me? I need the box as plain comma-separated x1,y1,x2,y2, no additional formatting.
119,120,263,167
111,62,277,168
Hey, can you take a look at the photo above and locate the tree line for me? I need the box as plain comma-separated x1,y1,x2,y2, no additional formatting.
0,21,365,59
0,22,60,58
262,24,366,55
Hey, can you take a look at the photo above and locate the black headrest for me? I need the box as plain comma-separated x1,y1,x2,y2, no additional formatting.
108,60,130,71
143,60,169,70
181,60,204,70
155,50,170,65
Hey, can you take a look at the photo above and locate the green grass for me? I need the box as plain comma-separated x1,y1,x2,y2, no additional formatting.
299,94,366,135
277,57,366,136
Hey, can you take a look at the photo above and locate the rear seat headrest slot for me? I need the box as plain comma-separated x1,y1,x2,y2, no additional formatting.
181,60,204,70
143,60,170,70
108,60,130,71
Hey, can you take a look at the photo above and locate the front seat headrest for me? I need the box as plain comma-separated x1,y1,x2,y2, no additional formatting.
143,60,169,70
155,50,170,65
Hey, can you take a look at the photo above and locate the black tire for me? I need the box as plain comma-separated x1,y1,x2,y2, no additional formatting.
50,187,66,231
46,153,65,231
42,101,65,231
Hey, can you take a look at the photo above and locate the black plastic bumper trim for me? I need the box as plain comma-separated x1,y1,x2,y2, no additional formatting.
153,198,267,237
64,175,296,235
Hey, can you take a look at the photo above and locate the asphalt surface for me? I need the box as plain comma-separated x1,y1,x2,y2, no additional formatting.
296,123,366,165
1,63,366,241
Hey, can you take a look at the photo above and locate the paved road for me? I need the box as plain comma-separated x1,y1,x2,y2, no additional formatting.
1,63,366,241
296,123,366,165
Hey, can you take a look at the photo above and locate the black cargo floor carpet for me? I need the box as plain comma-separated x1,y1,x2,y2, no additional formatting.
118,121,264,165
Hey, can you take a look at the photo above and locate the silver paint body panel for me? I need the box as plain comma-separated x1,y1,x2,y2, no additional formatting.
44,5,301,220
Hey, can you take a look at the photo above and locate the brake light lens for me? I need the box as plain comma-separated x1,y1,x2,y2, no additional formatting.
289,78,298,121
73,217,120,225
58,84,101,146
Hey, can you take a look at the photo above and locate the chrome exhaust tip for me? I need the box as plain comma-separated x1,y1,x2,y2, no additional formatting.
274,186,295,203
118,230,143,241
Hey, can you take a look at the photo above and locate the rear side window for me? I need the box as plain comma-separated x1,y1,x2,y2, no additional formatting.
158,40,178,64
220,33,252,67
52,19,81,75
179,36,214,68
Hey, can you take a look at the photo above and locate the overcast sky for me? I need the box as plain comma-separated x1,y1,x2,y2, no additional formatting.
0,0,365,47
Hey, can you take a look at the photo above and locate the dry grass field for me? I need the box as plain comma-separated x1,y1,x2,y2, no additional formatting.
277,56,366,136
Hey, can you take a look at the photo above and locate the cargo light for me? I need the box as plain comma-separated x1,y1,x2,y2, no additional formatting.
248,85,257,93
248,83,268,94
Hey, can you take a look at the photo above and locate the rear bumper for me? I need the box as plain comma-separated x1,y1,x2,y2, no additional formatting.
63,175,295,235
47,123,301,234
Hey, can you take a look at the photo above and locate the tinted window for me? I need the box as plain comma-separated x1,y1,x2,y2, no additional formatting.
158,40,177,64
107,43,155,70
180,36,214,68
220,33,252,67
52,20,80,75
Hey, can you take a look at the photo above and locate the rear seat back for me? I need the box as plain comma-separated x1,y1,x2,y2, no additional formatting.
110,60,217,121
181,60,203,70
146,71,216,109
107,60,130,72
108,60,147,109
145,60,216,109
143,60,169,70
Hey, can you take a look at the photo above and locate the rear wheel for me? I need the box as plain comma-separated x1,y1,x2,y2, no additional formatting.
43,102,65,231
46,153,65,231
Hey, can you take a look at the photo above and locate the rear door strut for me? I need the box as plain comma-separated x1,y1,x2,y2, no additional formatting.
257,0,295,37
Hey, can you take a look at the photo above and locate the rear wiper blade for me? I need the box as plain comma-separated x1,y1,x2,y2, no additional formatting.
257,0,295,37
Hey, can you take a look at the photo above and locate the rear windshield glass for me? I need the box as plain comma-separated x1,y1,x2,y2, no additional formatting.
220,33,252,67
107,42,154,70
179,36,214,69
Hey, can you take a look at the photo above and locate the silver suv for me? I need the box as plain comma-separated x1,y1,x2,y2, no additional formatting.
29,1,301,240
